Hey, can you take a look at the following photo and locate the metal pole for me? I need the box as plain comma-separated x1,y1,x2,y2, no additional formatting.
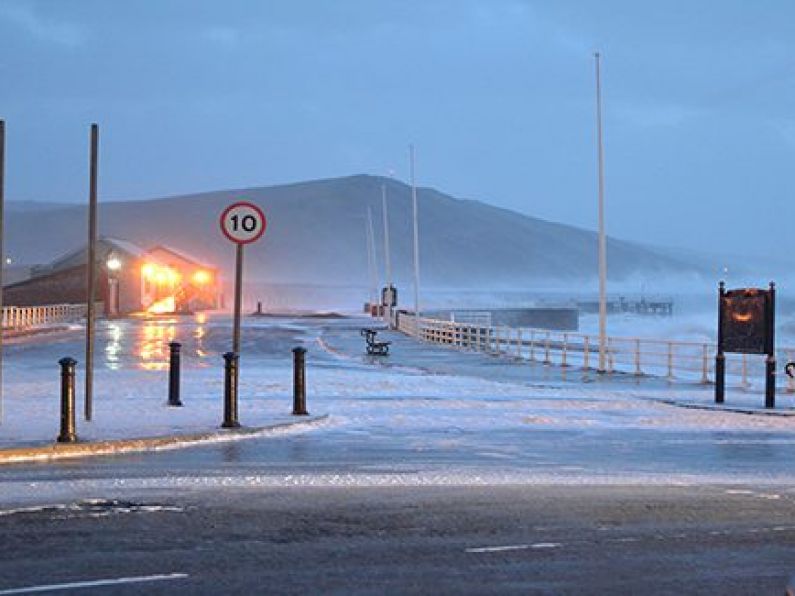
381,182,393,326
233,243,243,354
0,120,5,425
366,206,379,312
57,357,77,443
634,338,641,376
594,52,608,373
168,341,182,407
545,331,551,364
292,347,308,415
229,242,244,422
84,123,99,421
667,342,674,380
222,351,240,428
382,183,392,289
765,281,776,408
583,335,590,370
715,281,725,402
410,144,421,318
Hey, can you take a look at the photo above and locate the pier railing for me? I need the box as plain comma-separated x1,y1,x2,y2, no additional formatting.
1,304,87,330
397,313,795,390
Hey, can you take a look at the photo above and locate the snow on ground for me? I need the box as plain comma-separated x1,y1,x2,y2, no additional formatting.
4,313,795,504
2,313,795,449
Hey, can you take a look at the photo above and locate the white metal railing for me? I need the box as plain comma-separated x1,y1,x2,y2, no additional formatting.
396,312,795,391
1,304,87,331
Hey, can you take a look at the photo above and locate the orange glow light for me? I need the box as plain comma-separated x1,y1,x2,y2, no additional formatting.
143,262,180,286
192,270,211,285
148,296,176,314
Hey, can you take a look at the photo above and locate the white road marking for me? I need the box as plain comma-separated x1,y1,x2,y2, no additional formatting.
466,543,561,553
466,544,530,553
0,573,189,594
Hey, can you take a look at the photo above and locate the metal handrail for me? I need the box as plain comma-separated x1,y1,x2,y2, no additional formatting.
1,304,87,330
395,312,795,389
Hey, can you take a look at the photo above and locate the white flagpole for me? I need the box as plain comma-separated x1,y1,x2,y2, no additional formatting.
382,182,392,289
366,206,379,310
594,52,608,373
410,144,421,319
0,120,5,424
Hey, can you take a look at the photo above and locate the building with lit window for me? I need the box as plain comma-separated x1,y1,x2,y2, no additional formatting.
4,237,221,316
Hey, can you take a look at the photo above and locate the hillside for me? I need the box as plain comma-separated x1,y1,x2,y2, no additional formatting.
5,175,703,288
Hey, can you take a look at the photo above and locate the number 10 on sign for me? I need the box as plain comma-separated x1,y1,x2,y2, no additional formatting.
221,202,267,244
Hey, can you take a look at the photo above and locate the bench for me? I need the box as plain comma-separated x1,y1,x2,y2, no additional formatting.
361,328,390,356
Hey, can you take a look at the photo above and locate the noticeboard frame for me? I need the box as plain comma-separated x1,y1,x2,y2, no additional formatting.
715,281,776,408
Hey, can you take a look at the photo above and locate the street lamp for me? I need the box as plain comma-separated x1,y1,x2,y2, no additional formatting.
106,253,121,317
106,256,122,271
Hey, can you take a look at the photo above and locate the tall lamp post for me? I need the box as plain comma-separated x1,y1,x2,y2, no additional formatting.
410,144,421,320
594,52,608,373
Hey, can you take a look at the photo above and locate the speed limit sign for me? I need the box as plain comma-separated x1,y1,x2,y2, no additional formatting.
220,201,267,244
219,199,268,428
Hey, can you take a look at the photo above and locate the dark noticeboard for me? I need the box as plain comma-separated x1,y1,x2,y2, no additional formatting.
720,288,772,355
716,282,776,408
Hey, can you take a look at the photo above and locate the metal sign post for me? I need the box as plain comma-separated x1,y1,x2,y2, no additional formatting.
219,201,267,428
84,123,99,422
0,120,5,425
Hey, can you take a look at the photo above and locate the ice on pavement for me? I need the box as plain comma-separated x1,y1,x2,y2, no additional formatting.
1,313,793,448
3,312,795,504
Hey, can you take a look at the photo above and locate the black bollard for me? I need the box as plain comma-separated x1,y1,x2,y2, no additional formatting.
292,347,308,415
168,341,182,407
57,357,77,443
256,301,263,315
715,352,725,404
222,351,240,428
765,355,776,409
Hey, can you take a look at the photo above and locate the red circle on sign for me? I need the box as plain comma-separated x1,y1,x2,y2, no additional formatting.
220,201,267,244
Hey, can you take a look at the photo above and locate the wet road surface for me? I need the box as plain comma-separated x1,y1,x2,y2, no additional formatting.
2,315,795,593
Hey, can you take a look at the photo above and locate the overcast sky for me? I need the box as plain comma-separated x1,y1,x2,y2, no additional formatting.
1,0,794,258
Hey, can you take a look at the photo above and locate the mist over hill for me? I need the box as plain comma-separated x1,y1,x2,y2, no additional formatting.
6,175,707,292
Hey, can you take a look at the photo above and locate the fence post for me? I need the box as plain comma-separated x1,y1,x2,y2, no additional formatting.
701,344,710,384
741,353,748,389
544,331,551,364
168,341,182,407
292,347,308,415
529,329,536,362
57,357,78,443
221,352,240,428
667,342,674,380
583,335,590,370
634,339,642,376
607,338,614,373
516,328,522,359
561,333,568,367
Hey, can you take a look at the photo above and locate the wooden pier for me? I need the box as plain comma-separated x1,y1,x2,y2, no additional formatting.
578,296,673,316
